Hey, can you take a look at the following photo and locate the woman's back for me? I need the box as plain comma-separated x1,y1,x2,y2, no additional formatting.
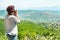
5,15,19,35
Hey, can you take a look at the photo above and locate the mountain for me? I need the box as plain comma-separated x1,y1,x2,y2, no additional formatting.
21,10,60,22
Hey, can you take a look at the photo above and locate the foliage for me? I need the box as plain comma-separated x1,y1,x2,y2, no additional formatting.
0,19,60,40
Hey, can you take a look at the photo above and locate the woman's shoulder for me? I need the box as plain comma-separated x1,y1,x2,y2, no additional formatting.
9,15,17,19
9,15,16,18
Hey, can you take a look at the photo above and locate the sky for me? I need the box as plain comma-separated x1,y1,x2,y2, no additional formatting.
0,0,60,10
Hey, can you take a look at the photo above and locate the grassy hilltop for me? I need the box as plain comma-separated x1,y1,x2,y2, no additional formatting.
0,19,60,40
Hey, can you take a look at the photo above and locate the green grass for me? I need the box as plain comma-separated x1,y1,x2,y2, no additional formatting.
0,19,60,40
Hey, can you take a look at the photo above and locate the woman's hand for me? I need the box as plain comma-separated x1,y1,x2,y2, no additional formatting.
14,10,19,19
14,10,18,16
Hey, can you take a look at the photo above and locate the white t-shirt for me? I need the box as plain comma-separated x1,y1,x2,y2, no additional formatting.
5,15,20,35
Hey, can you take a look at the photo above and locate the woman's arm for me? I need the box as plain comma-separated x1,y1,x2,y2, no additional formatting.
13,10,20,23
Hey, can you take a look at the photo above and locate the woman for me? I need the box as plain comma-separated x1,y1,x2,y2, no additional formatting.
5,5,20,40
